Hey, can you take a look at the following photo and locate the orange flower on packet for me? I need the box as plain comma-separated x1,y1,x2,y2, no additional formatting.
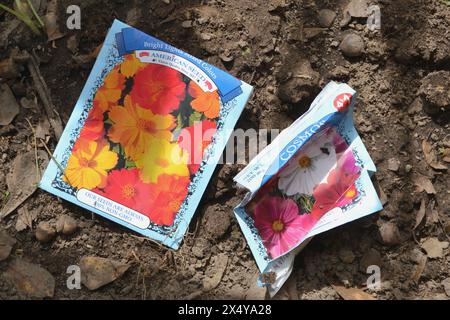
188,81,221,119
94,66,126,112
108,95,176,160
64,139,118,190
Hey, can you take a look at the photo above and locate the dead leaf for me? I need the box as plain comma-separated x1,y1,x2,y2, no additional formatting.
422,140,447,170
4,258,55,298
303,27,326,40
0,228,16,261
426,202,440,227
80,256,130,290
0,151,48,219
412,173,436,194
0,84,20,126
332,285,376,300
44,0,65,42
35,116,51,140
15,206,37,232
0,58,20,79
410,254,427,283
202,253,229,291
421,238,449,259
413,198,426,231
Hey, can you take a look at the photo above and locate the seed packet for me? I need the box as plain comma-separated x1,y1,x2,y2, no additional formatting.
234,82,382,296
40,20,253,249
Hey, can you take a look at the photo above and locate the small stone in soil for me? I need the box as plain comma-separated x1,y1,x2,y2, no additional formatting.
419,71,450,115
277,59,320,105
387,158,400,172
35,222,56,243
80,256,130,290
56,215,78,235
0,229,16,261
378,221,401,246
318,9,336,28
339,34,365,58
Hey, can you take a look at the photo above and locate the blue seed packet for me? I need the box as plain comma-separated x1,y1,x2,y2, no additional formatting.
234,82,383,296
39,19,253,249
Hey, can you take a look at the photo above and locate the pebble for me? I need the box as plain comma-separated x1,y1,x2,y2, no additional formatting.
80,256,130,290
379,221,401,246
339,33,365,57
277,59,320,105
419,71,450,115
181,20,192,28
56,215,78,236
35,222,56,243
318,9,336,28
387,158,400,172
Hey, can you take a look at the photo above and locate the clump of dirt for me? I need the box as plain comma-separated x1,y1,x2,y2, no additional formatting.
1,0,449,300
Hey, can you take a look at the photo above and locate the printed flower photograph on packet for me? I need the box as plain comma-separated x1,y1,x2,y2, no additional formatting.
63,54,220,227
245,127,362,260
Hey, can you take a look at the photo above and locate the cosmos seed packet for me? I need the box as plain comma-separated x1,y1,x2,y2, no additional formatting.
40,20,253,249
234,82,382,295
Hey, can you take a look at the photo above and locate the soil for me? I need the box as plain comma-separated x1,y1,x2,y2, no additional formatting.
1,0,450,300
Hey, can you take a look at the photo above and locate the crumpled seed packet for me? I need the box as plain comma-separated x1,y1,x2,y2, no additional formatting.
234,82,383,296
40,19,253,249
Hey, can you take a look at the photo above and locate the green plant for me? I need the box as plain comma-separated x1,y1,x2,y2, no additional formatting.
0,0,44,34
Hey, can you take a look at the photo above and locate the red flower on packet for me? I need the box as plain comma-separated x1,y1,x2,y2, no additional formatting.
146,174,191,226
130,64,186,115
93,168,153,212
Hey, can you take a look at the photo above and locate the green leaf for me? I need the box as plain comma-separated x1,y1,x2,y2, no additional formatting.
125,159,136,169
189,111,204,126
295,194,315,214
